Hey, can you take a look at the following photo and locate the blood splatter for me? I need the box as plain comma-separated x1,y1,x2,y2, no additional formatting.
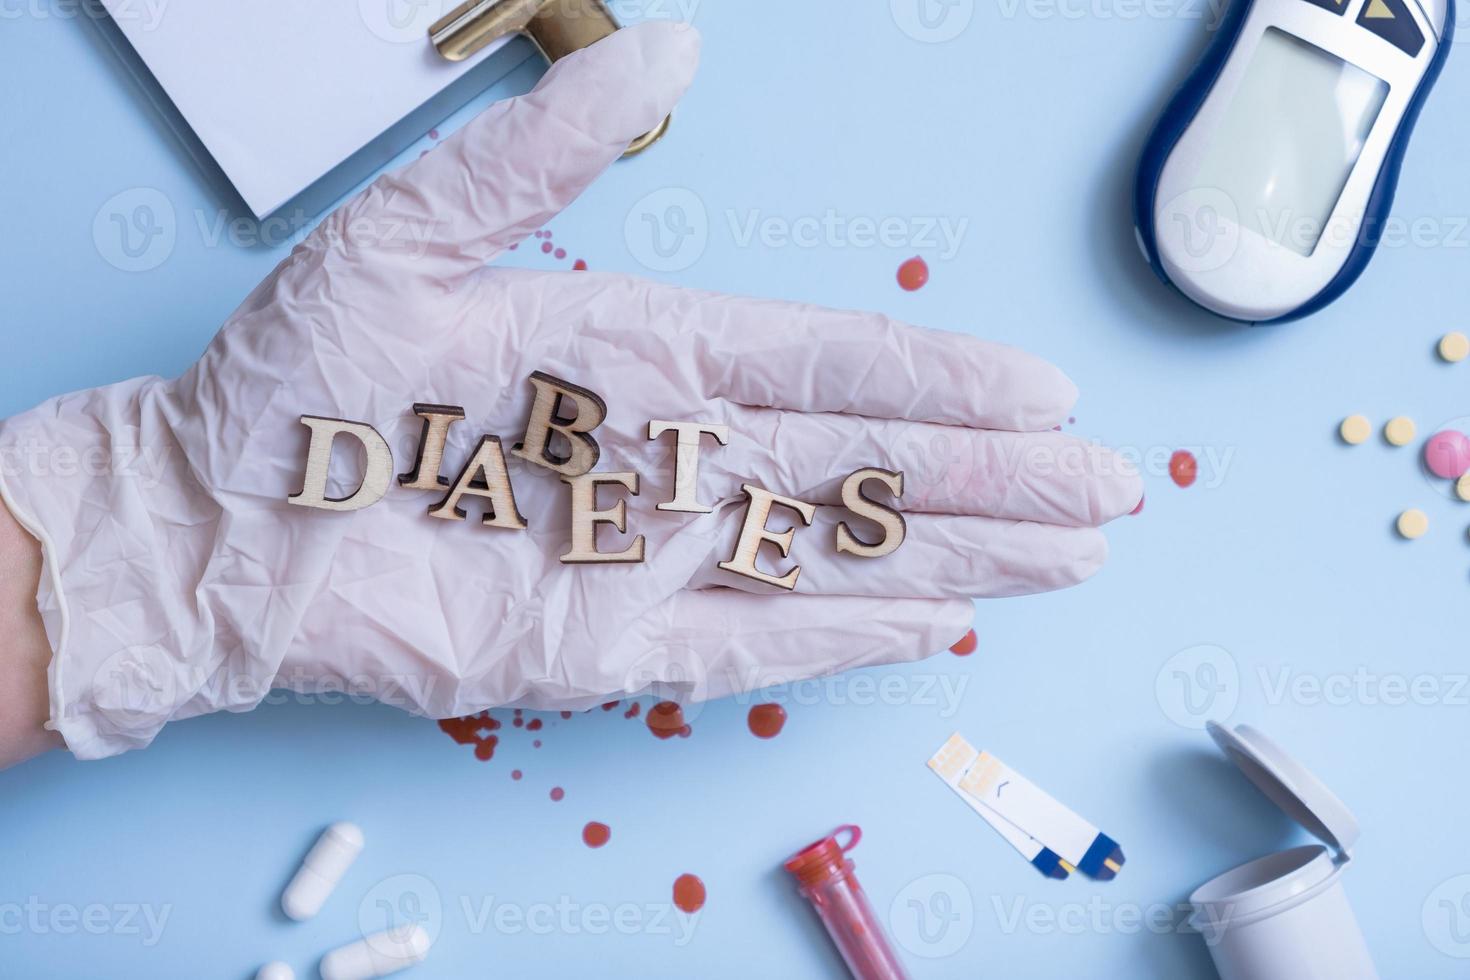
533,740,542,748
624,702,642,720
583,822,611,848
541,241,553,254
573,259,588,271
747,704,787,739
1169,451,1198,488
550,787,565,802
511,769,523,781
438,711,501,761
897,256,929,292
527,718,543,732
554,247,567,260
673,874,706,914
602,701,620,712
647,701,692,740
949,630,977,656
428,128,440,140
561,711,573,719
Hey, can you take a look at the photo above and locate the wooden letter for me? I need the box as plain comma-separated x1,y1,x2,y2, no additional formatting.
288,416,393,512
835,468,907,558
427,435,528,530
511,371,608,478
717,484,817,591
560,472,646,564
398,403,466,491
647,419,730,514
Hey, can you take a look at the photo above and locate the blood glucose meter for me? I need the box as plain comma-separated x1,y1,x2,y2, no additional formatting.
1133,0,1453,322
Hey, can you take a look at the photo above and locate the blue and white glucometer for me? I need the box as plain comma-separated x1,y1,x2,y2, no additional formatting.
1133,0,1453,323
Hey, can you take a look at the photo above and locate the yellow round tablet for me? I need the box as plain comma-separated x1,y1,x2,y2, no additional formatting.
1397,509,1429,539
1440,332,1469,363
1385,416,1417,447
1457,473,1470,503
1339,415,1371,445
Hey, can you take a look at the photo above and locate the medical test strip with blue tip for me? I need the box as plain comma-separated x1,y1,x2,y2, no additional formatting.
928,734,1072,880
958,745,1125,881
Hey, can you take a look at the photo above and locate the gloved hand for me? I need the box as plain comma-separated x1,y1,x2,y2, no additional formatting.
0,22,1140,760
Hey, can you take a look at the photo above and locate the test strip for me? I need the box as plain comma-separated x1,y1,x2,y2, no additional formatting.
928,734,1072,879
958,749,1125,881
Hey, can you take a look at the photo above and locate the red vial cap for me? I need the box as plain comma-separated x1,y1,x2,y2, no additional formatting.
784,825,862,889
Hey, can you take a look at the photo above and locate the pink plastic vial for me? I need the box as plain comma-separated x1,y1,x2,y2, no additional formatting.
784,826,911,980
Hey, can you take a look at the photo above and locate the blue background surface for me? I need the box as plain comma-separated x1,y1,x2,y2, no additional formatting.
3,1,1470,977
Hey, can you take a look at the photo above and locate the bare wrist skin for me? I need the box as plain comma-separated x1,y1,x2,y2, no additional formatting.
0,496,62,768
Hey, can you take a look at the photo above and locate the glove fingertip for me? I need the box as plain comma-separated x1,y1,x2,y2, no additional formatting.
532,20,701,150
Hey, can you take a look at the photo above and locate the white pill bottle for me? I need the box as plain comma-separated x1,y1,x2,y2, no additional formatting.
1188,722,1376,980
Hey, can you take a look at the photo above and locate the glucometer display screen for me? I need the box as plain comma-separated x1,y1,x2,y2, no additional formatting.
1194,29,1388,256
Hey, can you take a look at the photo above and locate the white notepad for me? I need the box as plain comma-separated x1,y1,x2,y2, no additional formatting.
97,0,531,218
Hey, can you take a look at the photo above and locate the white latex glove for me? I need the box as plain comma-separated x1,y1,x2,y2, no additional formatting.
0,22,1140,760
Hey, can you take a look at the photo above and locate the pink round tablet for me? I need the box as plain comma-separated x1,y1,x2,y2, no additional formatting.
1425,430,1470,479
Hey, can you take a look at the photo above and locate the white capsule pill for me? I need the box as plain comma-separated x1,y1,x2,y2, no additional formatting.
320,925,431,980
281,822,364,921
255,962,294,980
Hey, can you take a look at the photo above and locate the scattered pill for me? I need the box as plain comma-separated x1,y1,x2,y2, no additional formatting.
1339,415,1371,445
1425,430,1470,480
1439,331,1469,363
256,963,294,980
1397,509,1429,539
1458,473,1470,503
282,822,364,921
319,925,430,980
1384,417,1417,447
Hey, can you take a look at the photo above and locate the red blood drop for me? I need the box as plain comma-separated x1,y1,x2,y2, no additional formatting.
1169,451,1198,489
673,874,706,914
602,701,620,712
512,717,524,728
527,718,543,731
511,769,523,781
560,711,573,719
541,241,553,254
950,630,977,656
533,740,542,748
554,248,567,260
647,701,691,740
1130,494,1145,516
439,712,501,761
582,822,611,848
573,259,588,271
624,702,642,720
428,128,439,140
550,787,565,802
897,256,929,292
747,703,787,739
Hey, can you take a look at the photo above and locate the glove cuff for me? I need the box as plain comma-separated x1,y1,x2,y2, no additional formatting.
0,378,217,759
